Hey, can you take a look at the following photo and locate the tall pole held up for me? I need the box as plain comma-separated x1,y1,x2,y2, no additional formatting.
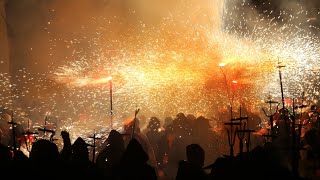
109,78,113,129
277,60,287,122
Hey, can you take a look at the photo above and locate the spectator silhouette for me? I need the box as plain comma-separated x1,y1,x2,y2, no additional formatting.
176,144,207,180
146,117,163,164
158,124,185,180
12,149,30,179
68,136,101,179
186,114,196,128
118,138,157,180
255,144,295,180
193,116,216,165
60,130,72,161
71,137,89,163
96,129,125,179
163,116,173,129
0,142,12,162
29,139,59,164
123,118,158,168
29,139,61,178
0,143,12,175
172,113,193,146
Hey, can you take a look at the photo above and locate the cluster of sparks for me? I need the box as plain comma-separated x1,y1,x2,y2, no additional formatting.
1,0,320,146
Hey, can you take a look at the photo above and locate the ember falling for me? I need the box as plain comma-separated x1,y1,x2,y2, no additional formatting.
0,0,319,142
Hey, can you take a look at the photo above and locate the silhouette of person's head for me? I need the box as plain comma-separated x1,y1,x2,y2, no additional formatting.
72,137,89,161
186,114,196,125
122,138,149,164
196,116,212,129
176,113,186,120
164,116,173,128
187,114,196,121
186,144,205,167
29,139,59,164
108,130,124,147
147,117,160,131
174,113,187,126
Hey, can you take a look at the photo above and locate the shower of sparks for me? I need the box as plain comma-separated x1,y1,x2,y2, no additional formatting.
1,1,320,146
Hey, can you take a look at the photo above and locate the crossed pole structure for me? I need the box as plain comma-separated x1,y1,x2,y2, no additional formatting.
38,116,56,142
224,106,241,157
7,111,17,153
89,131,101,163
224,120,241,157
276,60,303,178
22,116,38,152
231,106,248,158
277,60,289,126
262,99,280,142
290,95,313,178
224,104,257,159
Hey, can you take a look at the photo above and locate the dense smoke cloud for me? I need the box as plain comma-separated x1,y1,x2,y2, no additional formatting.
4,0,318,75
3,0,223,106
4,0,223,73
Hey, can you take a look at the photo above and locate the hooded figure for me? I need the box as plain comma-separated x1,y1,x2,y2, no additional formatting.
69,137,101,179
118,138,157,180
96,130,125,179
72,137,89,163
123,118,158,168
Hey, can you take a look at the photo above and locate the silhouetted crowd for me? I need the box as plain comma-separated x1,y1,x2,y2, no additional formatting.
1,108,320,180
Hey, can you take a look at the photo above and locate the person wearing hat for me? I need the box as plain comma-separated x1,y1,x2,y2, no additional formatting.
122,117,158,170
96,130,125,179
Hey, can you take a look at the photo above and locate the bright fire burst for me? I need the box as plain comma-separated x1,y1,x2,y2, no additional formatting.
1,0,320,143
